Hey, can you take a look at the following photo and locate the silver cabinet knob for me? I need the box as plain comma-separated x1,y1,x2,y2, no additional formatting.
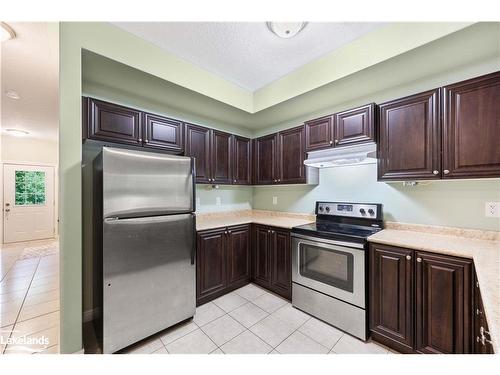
432,170,439,175
138,138,142,142
406,255,411,261
277,179,281,182
233,179,237,183
144,139,149,143
334,139,339,144
443,169,450,175
416,257,422,262
267,230,271,233
329,140,333,145
227,231,231,234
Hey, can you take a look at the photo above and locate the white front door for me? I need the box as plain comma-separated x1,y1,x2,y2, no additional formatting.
3,164,55,243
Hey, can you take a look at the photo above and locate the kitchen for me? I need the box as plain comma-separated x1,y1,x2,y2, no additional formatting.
1,9,499,371
74,21,500,356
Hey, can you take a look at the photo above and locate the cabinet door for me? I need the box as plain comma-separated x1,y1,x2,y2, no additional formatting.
196,229,227,305
143,113,183,153
278,126,306,184
254,134,277,185
232,135,252,185
252,225,272,288
227,225,251,287
378,89,441,181
185,123,211,183
415,252,473,354
86,97,142,145
443,72,500,179
271,228,291,300
334,103,375,147
211,130,232,184
369,244,414,353
304,115,334,151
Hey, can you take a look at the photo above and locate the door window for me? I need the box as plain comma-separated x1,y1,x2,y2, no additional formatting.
15,170,46,205
299,243,354,292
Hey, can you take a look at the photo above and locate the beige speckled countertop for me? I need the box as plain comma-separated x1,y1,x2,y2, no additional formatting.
196,209,315,231
368,222,500,353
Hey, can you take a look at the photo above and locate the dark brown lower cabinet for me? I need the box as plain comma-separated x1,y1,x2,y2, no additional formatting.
415,251,473,354
196,224,250,305
252,225,291,300
369,244,414,353
369,243,475,354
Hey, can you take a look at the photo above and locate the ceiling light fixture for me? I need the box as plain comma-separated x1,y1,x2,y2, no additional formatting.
4,128,30,137
5,90,20,99
266,22,307,39
1,22,16,42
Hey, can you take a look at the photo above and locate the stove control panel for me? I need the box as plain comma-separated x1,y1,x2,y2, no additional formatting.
316,202,381,219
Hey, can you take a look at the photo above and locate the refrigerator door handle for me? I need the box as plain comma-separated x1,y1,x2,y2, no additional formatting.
191,215,196,265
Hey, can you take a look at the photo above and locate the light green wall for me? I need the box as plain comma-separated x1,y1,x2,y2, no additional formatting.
253,165,500,231
196,185,252,213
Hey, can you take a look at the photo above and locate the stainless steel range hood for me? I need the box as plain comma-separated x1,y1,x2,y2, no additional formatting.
303,142,377,168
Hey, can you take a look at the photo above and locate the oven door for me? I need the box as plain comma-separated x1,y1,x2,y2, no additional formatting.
292,233,366,308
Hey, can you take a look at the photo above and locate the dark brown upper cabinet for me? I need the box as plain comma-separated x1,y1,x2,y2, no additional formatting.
211,130,232,184
143,113,183,153
369,243,414,354
378,89,441,181
254,127,306,185
335,103,376,146
185,123,211,184
254,133,278,185
278,126,306,184
232,135,252,185
415,252,473,354
443,72,500,179
85,97,142,145
304,115,334,151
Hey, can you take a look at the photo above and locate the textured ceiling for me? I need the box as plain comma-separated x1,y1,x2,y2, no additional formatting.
1,22,59,140
112,22,384,91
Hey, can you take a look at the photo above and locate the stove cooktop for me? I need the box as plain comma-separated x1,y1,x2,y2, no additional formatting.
292,221,382,243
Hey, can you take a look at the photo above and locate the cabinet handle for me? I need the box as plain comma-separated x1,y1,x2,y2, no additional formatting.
224,231,228,234
144,139,149,143
432,170,439,175
233,179,237,183
277,179,281,182
443,169,450,175
334,139,339,144
476,309,483,316
329,140,333,145
416,257,422,263
268,230,271,233
406,255,411,261
138,138,142,142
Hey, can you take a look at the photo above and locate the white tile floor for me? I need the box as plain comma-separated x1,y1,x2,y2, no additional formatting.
0,239,59,354
121,283,392,354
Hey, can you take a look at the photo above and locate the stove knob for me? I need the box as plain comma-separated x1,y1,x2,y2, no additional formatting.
325,206,330,212
368,209,375,215
319,206,324,212
359,208,366,215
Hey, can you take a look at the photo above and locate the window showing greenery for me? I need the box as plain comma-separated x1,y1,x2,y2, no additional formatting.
15,171,46,206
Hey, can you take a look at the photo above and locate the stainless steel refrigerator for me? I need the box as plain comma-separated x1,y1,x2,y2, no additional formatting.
94,147,196,353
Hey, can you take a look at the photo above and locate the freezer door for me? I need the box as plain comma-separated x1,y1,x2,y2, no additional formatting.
102,147,194,218
102,213,195,353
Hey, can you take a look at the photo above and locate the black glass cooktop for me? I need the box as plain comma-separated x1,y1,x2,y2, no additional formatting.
292,220,382,243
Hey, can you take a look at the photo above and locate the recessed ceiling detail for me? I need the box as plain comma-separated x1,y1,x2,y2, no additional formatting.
112,22,384,91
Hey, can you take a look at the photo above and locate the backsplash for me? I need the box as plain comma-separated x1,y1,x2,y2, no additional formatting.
252,164,500,231
195,185,253,213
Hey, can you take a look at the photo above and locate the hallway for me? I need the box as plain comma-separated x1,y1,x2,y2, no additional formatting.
0,239,59,354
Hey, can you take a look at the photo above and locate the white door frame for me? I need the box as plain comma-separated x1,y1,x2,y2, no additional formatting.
1,160,58,244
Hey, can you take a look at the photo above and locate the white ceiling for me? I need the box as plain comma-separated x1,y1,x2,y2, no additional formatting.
1,22,59,141
112,22,384,91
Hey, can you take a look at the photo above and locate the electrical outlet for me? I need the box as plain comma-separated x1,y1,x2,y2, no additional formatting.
216,197,221,206
272,196,278,205
485,202,500,218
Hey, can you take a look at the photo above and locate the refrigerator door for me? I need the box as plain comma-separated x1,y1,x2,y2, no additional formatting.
102,147,194,218
102,213,195,353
